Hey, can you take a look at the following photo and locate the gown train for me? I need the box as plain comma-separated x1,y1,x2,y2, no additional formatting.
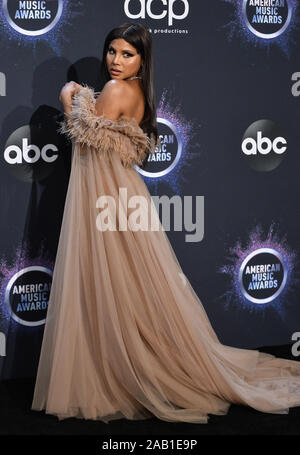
31,85,300,423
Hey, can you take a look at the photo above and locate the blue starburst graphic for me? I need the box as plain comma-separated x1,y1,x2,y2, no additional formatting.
142,88,202,195
0,0,85,58
217,222,300,320
220,0,300,58
0,239,54,330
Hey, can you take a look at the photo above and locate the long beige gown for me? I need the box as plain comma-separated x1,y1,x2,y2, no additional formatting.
31,85,300,423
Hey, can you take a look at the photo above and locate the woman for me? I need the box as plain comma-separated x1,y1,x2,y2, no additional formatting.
31,22,300,424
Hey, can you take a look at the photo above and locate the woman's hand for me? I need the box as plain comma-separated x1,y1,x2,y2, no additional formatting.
59,81,82,103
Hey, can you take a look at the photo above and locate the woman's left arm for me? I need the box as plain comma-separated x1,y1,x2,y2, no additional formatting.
59,81,82,116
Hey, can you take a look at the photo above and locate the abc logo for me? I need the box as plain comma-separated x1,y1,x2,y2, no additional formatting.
242,131,287,155
5,138,58,164
124,0,189,26
3,125,63,182
241,119,287,172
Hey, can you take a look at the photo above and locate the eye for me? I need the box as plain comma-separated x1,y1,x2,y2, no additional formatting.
107,48,133,57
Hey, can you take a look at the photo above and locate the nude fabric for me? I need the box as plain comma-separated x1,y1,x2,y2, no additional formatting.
31,85,300,423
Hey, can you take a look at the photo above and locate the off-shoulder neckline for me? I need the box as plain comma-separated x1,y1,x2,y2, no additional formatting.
60,83,155,154
58,83,157,162
76,84,144,131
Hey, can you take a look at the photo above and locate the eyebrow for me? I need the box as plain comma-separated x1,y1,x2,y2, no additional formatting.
109,45,135,53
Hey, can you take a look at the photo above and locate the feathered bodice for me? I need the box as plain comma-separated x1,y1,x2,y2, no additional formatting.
57,84,156,168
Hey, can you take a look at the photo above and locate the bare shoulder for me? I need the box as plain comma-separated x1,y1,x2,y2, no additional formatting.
95,79,141,119
101,79,131,97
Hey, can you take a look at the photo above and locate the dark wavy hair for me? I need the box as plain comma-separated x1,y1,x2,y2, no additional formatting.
100,22,159,167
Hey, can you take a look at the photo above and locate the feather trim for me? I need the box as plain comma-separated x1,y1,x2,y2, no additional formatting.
57,84,156,168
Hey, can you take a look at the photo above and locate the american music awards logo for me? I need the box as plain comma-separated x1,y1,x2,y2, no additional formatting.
238,247,287,304
2,0,63,36
222,0,298,57
243,0,292,39
217,223,298,317
137,117,183,179
0,0,83,46
0,240,53,328
5,266,52,326
135,88,200,194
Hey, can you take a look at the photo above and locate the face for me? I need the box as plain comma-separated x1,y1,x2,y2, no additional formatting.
106,38,143,80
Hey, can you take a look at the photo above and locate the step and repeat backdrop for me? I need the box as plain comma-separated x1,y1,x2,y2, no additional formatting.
0,0,300,379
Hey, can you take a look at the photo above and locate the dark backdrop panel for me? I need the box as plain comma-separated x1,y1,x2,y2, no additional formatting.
0,0,299,379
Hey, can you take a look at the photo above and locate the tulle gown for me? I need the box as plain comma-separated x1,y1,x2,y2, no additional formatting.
31,85,300,424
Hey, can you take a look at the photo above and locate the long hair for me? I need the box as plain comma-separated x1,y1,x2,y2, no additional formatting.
100,22,159,167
